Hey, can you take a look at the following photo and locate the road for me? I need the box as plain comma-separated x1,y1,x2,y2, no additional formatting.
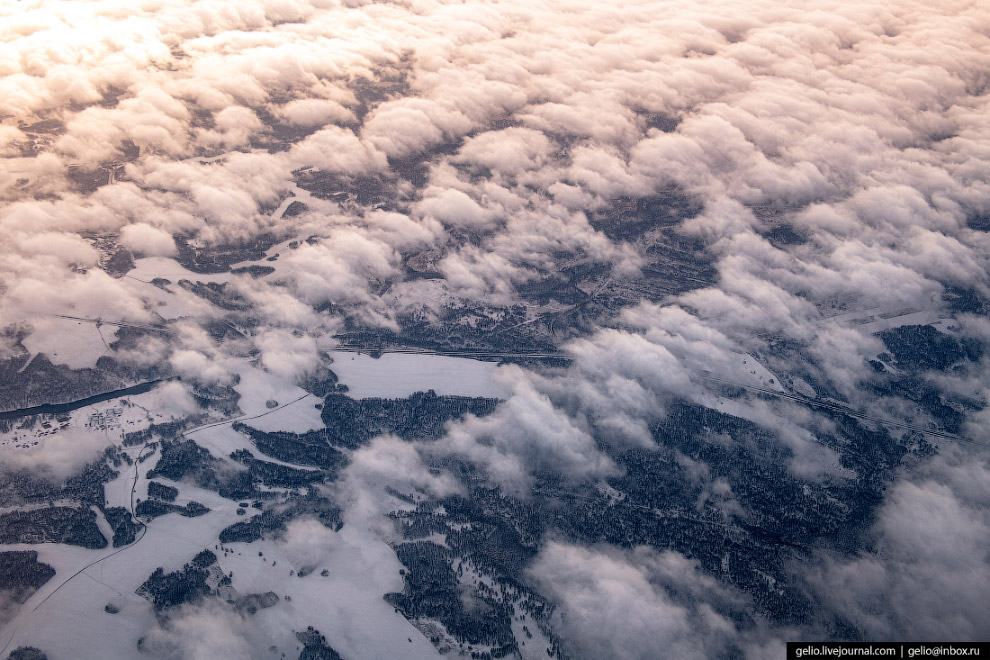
328,345,565,360
697,373,967,443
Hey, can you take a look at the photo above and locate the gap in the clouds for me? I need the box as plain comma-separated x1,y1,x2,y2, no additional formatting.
637,110,682,134
966,211,990,233
173,234,281,275
589,188,704,240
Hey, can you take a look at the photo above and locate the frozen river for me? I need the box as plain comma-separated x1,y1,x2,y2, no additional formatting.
328,352,511,400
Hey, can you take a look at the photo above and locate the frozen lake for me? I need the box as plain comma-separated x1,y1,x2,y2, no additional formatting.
329,352,510,400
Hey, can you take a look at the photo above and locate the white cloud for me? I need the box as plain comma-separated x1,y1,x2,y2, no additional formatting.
119,223,178,256
279,98,356,127
1,0,989,654
415,187,493,230
140,600,261,660
255,329,318,381
529,542,742,660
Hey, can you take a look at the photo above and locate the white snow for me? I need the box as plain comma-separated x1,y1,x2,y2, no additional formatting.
231,364,325,433
126,257,236,285
329,352,509,400
0,485,243,660
186,423,320,472
512,613,554,660
853,309,945,334
121,257,235,321
821,304,945,335
736,353,785,393
21,316,110,370
180,362,327,458
0,384,188,479
220,525,444,660
183,424,252,461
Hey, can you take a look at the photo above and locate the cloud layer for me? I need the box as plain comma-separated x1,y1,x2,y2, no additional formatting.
1,0,989,657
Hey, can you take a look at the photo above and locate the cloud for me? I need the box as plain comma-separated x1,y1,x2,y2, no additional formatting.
437,370,617,495
334,434,461,538
281,229,399,325
277,516,340,573
1,0,990,655
156,380,202,415
287,125,386,173
166,323,237,385
140,600,261,660
415,187,493,230
528,542,744,660
361,98,472,160
170,349,232,385
805,444,990,641
1,425,111,481
119,223,178,256
454,127,551,176
255,329,318,381
278,98,356,128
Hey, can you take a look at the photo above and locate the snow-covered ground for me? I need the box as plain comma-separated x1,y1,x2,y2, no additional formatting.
822,304,946,335
126,257,237,287
0,485,243,660
0,382,192,478
183,362,326,462
230,363,324,433
21,317,111,371
219,523,444,660
735,353,785,393
269,182,339,221
329,352,510,400
0,490,443,660
123,257,235,322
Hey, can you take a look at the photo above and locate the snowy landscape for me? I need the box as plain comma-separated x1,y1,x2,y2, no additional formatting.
1,1,989,659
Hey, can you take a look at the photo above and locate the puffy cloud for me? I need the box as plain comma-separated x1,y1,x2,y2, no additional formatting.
1,0,989,655
140,600,260,660
0,424,111,481
437,370,616,495
362,209,444,250
415,187,493,230
287,125,387,173
166,322,236,384
454,127,551,176
169,348,232,384
278,516,340,573
255,329,318,381
0,268,152,331
278,98,356,128
282,229,398,317
119,223,178,256
529,542,744,660
805,444,990,641
361,98,472,159
335,434,461,537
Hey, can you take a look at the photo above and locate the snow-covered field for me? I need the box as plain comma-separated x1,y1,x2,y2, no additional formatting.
127,257,237,287
21,317,111,371
230,363,325,434
0,350,470,658
329,352,510,400
734,353,785,393
823,304,946,335
219,523,444,660
0,486,443,660
0,485,244,660
124,257,235,322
